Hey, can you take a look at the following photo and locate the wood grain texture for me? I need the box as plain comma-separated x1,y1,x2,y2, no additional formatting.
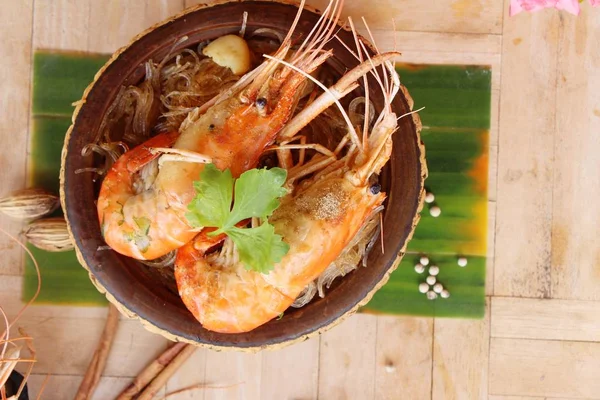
202,350,262,400
88,0,184,53
164,348,209,400
260,337,319,399
550,9,600,301
190,1,502,64
367,30,502,77
318,314,377,400
33,0,90,51
12,315,168,377
432,300,490,400
5,1,600,399
486,201,497,295
489,146,498,202
365,29,502,55
309,0,503,34
490,78,501,144
25,374,166,400
489,338,600,398
0,0,33,275
375,316,433,400
186,0,503,34
494,3,559,298
491,297,600,342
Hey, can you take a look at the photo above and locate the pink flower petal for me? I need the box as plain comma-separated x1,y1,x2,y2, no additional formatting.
590,0,600,6
556,0,580,14
512,0,553,14
510,0,526,15
510,0,586,14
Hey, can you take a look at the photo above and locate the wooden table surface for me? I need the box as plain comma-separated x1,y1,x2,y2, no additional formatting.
1,0,599,399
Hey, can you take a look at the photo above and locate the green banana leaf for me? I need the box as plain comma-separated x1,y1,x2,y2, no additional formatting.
33,52,108,116
24,52,110,306
26,53,490,318
363,65,490,318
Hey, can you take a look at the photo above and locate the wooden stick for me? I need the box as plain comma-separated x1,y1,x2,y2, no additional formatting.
74,304,120,400
137,344,196,400
116,342,187,400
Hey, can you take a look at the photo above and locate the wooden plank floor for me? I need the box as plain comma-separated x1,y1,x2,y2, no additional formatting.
1,0,599,399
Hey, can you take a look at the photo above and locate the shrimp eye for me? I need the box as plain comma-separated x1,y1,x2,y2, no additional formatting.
208,124,215,131
255,97,267,109
369,183,381,195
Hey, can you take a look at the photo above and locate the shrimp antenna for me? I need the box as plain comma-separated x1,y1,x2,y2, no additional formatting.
278,51,400,142
348,17,370,152
292,0,344,69
333,34,360,60
306,0,345,65
293,0,334,62
358,38,399,128
361,17,390,97
359,17,400,109
282,0,306,45
341,18,400,132
350,22,388,131
345,23,386,106
397,106,425,121
263,54,361,150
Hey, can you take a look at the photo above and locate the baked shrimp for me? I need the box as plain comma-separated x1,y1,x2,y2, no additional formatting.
175,45,401,333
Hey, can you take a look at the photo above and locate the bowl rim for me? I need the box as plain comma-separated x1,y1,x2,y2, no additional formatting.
59,0,427,352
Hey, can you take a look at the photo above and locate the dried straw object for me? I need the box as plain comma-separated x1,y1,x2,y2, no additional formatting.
74,304,120,400
0,188,59,220
0,227,48,400
23,217,74,252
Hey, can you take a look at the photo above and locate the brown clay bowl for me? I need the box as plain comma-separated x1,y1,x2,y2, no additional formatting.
60,0,425,351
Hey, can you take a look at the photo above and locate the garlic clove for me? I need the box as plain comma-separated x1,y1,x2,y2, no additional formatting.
202,34,252,76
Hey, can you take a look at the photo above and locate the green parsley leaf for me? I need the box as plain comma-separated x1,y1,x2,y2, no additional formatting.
227,167,288,225
227,224,289,273
185,164,233,228
186,164,289,273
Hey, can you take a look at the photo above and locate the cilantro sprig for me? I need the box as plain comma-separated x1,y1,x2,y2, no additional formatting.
186,164,289,273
